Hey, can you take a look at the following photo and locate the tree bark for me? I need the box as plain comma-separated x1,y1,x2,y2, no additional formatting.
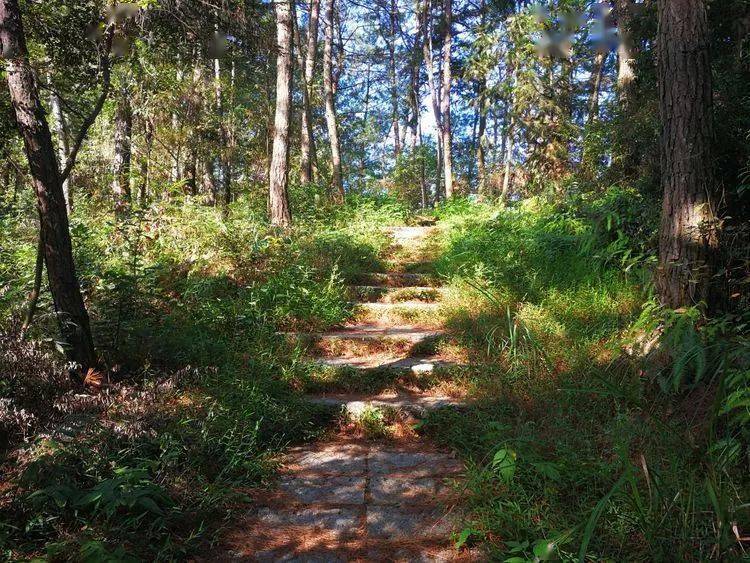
20,231,44,337
656,0,718,310
405,14,422,151
501,63,517,201
140,117,153,204
112,85,132,213
615,0,635,105
48,74,72,212
269,0,294,226
323,0,344,201
387,0,401,159
421,0,442,198
214,54,233,210
440,0,453,198
1,0,96,370
586,50,607,125
476,76,487,197
300,0,320,183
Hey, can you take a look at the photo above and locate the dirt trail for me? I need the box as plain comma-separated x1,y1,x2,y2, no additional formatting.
220,226,479,562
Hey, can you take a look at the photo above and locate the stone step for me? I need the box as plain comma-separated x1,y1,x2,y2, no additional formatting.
356,301,440,311
354,272,440,288
314,355,459,373
284,325,443,358
348,285,446,303
300,326,444,342
307,391,463,417
383,225,437,243
352,301,442,328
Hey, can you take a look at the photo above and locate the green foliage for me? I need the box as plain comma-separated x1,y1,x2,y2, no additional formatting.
387,146,437,209
419,196,749,561
0,194,401,559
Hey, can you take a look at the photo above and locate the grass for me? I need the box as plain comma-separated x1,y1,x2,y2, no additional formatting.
416,193,750,561
0,191,403,560
1,187,748,560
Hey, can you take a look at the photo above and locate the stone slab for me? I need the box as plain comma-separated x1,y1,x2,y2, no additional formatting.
368,449,464,478
366,506,454,540
369,476,446,505
278,474,366,505
284,443,368,476
255,506,362,539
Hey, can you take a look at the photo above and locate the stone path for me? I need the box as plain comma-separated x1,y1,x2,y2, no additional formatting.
222,226,477,561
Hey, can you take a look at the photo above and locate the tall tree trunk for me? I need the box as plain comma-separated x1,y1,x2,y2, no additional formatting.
360,61,371,183
421,0,442,198
1,0,96,370
586,50,607,125
476,77,487,197
48,74,72,212
140,117,153,204
440,0,453,198
405,18,422,151
323,0,344,201
112,86,132,213
388,0,401,159
656,0,718,309
269,0,294,226
170,64,183,184
214,55,233,209
501,63,516,200
616,0,635,104
418,113,427,208
300,0,320,183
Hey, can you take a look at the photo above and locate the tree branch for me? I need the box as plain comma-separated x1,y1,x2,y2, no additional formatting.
60,26,114,183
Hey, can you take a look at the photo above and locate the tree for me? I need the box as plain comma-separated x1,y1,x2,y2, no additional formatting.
422,0,442,198
323,0,344,201
440,0,453,198
1,0,96,370
269,0,294,226
300,0,320,184
656,0,718,309
386,0,401,159
615,0,635,105
47,72,72,212
112,83,132,212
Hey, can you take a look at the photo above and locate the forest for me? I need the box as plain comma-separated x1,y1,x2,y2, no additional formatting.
1,0,749,560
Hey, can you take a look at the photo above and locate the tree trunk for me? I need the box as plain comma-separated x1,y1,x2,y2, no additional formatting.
20,232,44,337
170,65,183,184
1,0,96,370
360,61,371,183
586,50,607,125
214,54,233,210
440,0,453,198
616,0,635,104
112,86,132,213
405,16,422,151
421,0,442,198
323,0,344,201
269,0,294,226
656,0,718,310
388,0,401,159
140,118,153,204
476,77,487,197
48,74,72,212
501,60,517,200
300,0,320,184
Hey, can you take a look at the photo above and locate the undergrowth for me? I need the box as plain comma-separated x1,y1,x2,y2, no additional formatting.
422,191,750,561
0,192,403,560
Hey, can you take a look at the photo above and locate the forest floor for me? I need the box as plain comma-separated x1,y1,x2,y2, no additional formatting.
216,225,480,561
